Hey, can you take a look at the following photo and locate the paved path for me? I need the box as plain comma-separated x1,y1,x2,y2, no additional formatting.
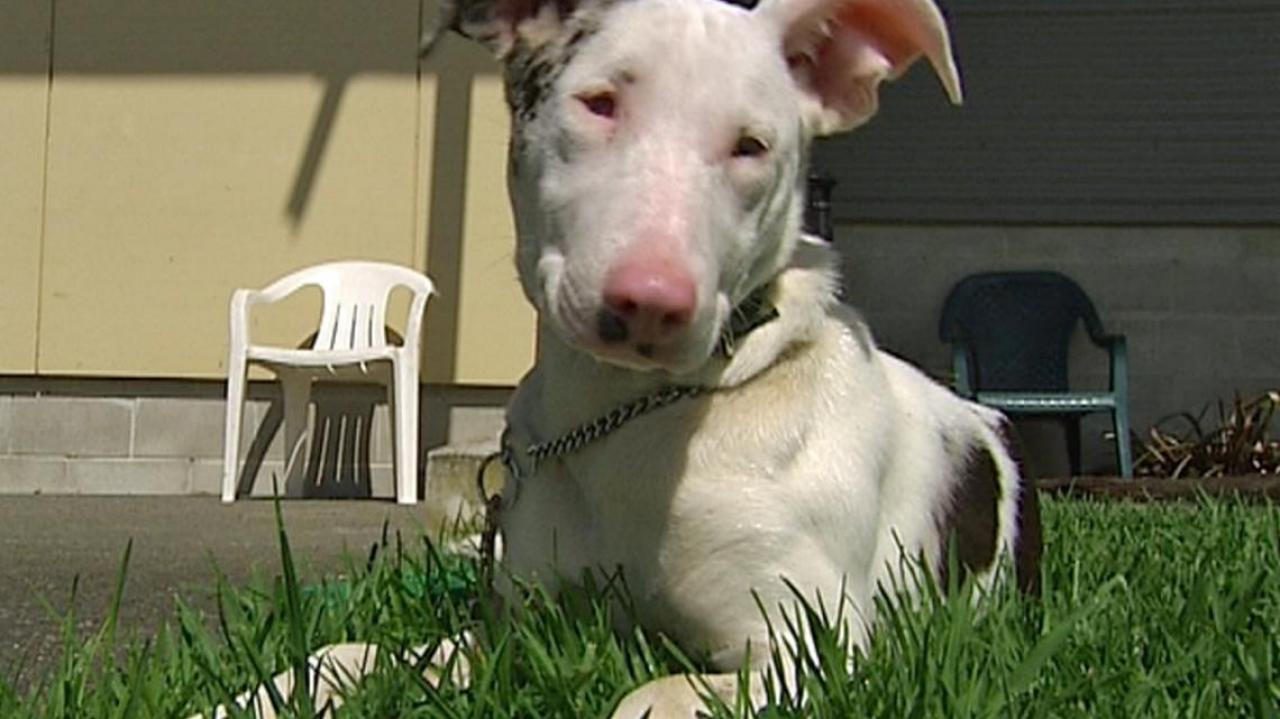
0,496,431,686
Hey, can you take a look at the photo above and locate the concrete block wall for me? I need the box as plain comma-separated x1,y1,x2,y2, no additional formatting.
838,224,1280,474
0,379,508,497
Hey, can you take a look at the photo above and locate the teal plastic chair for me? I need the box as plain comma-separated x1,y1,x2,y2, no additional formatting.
939,271,1133,478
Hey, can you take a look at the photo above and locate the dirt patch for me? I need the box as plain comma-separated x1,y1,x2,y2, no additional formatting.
1037,475,1280,503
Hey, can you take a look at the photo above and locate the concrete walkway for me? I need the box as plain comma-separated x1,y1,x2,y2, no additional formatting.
0,496,432,686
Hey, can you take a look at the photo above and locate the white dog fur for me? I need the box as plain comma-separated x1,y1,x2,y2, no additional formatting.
200,0,1041,716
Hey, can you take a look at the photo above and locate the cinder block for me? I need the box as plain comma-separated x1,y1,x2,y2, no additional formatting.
1052,228,1177,263
369,405,392,463
1238,320,1280,378
0,397,12,454
448,406,505,445
68,458,191,495
195,457,288,498
192,459,319,498
1098,316,1163,376
1003,226,1083,262
1179,229,1246,265
1172,262,1279,315
841,225,1007,260
207,457,397,500
10,396,133,458
1156,316,1240,379
189,459,224,496
368,464,395,499
1071,263,1172,314
0,457,71,494
242,460,285,497
1125,373,1178,434
862,310,950,377
134,397,231,459
843,251,989,314
425,441,498,530
1170,377,1248,424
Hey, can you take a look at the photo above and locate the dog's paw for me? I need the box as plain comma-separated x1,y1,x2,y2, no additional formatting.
611,673,764,719
416,633,474,689
188,642,381,719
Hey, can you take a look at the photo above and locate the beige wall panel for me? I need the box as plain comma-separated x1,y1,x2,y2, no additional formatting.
452,77,537,385
38,1,422,378
0,1,51,373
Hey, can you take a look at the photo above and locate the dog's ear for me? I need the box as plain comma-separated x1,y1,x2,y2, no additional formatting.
758,0,962,134
424,0,579,57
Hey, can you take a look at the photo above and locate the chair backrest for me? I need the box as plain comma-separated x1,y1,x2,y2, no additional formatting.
939,271,1102,392
260,261,434,352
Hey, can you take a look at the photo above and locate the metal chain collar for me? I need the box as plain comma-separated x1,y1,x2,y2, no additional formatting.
476,384,710,507
476,280,778,502
527,384,708,465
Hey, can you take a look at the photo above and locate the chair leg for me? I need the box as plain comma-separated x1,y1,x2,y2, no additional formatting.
1114,407,1134,479
391,358,420,505
281,372,313,498
1064,417,1083,478
222,355,248,503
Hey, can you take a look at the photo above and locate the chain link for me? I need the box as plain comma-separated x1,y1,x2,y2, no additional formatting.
525,384,707,466
476,384,709,504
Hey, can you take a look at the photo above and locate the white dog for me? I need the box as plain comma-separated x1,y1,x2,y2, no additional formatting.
203,0,1041,715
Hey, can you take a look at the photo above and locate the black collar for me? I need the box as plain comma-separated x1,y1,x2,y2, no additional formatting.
716,282,779,357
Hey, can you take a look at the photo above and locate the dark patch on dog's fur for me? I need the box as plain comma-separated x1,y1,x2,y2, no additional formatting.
507,49,562,123
503,6,612,124
936,421,1043,596
937,442,1001,591
997,418,1043,596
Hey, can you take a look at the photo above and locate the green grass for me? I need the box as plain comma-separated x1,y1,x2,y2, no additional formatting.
2,496,1278,718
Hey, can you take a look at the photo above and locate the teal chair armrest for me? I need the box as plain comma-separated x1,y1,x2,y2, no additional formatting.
950,344,975,397
1102,335,1128,396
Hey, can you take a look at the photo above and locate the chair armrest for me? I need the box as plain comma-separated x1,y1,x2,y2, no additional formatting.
1090,333,1126,349
950,344,975,397
1105,335,1129,396
229,270,323,352
401,287,434,356
227,288,259,369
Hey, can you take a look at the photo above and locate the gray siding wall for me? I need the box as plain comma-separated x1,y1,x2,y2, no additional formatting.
816,0,1280,224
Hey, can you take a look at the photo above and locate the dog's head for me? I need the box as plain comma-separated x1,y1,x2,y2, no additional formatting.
444,0,961,375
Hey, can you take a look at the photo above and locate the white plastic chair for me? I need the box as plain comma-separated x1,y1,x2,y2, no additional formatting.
222,261,435,504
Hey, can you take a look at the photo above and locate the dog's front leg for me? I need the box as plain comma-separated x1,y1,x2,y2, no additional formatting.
197,642,380,719
611,672,769,719
194,636,472,719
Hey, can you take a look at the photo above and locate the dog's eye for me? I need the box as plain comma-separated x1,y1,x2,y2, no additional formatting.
578,91,617,119
732,134,770,159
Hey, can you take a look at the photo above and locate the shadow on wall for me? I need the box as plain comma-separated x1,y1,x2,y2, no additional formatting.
420,35,499,403
2,0,506,442
0,1,502,226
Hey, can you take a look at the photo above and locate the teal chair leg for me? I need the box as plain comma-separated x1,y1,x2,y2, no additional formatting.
1114,406,1134,478
1109,337,1133,478
1064,417,1083,477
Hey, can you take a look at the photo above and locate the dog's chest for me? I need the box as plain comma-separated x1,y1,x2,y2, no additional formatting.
503,335,892,660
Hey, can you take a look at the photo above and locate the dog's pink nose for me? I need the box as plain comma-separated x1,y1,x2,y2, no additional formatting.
599,260,697,349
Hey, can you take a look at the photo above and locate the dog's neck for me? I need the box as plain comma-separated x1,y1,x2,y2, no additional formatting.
529,236,841,422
